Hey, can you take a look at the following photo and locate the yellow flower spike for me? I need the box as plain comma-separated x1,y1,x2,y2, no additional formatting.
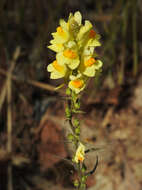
47,11,103,92
74,142,85,163
47,60,67,79
47,11,103,188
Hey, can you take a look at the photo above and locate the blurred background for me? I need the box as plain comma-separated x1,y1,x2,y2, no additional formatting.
0,0,142,190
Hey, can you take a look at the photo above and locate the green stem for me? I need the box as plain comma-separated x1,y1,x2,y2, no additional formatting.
66,89,87,190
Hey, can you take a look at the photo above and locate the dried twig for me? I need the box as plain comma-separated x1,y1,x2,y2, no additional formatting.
7,71,13,190
0,82,7,113
0,68,64,95
0,47,20,112
6,47,20,190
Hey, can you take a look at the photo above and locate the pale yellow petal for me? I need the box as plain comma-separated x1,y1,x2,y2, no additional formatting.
47,63,53,72
68,59,80,70
74,143,85,163
83,65,96,77
48,44,64,52
59,19,68,31
56,52,66,65
50,71,63,79
94,60,103,70
74,11,82,25
87,39,101,47
77,20,92,41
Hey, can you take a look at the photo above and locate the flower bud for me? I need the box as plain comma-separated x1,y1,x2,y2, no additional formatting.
66,88,71,95
75,127,80,135
74,180,79,187
65,107,71,118
67,133,75,141
73,119,80,127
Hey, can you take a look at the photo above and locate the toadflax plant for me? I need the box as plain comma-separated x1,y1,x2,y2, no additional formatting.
47,11,103,190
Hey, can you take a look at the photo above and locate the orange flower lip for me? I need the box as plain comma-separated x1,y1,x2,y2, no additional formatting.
89,29,96,38
56,26,65,37
84,57,96,67
63,50,77,59
57,26,67,38
71,79,84,88
78,155,84,162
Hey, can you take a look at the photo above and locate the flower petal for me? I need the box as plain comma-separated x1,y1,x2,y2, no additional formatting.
77,20,92,41
74,143,85,163
74,11,82,26
83,65,96,77
48,43,64,52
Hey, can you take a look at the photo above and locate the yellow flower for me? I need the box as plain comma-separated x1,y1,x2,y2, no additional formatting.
86,32,101,48
77,21,101,49
79,56,103,77
69,74,85,94
58,41,79,70
50,19,70,46
56,49,80,70
47,60,67,79
74,142,85,163
77,20,92,41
